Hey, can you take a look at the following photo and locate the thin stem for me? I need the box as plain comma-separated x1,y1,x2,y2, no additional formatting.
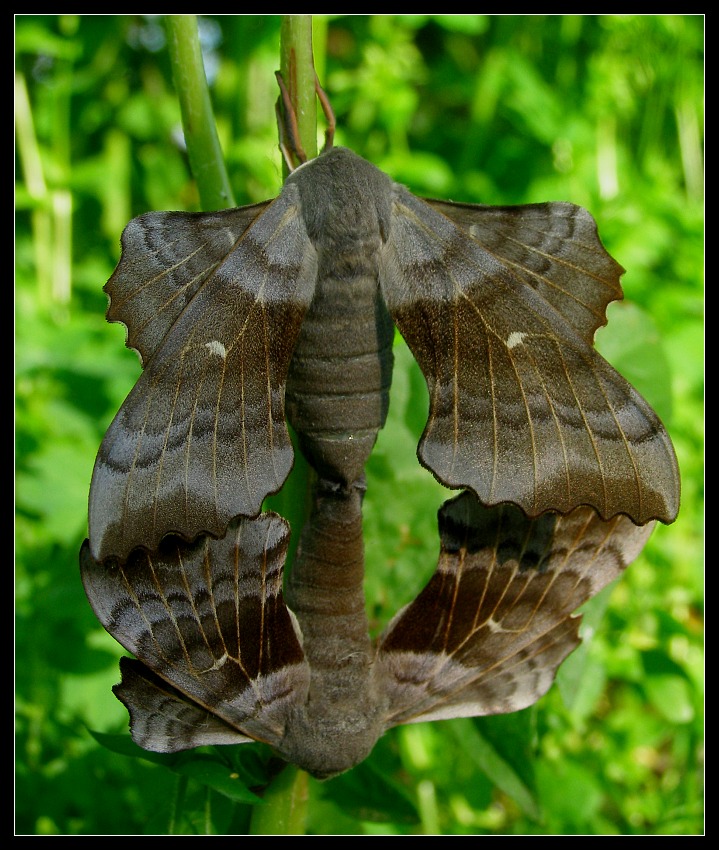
279,15,318,173
168,774,189,835
15,72,52,304
265,16,319,572
253,18,324,835
165,15,235,210
203,786,213,835
249,765,309,835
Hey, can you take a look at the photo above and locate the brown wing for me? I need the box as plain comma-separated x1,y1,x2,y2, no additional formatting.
381,189,680,525
424,200,623,343
375,491,654,727
89,189,318,563
104,203,272,365
80,512,310,753
113,657,257,752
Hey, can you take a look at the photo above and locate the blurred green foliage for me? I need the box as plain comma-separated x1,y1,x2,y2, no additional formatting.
15,14,703,835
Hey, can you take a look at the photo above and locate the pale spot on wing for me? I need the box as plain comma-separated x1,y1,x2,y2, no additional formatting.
201,652,229,673
506,331,528,349
205,340,227,359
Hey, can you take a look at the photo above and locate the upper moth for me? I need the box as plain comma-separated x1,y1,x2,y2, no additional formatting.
87,145,679,566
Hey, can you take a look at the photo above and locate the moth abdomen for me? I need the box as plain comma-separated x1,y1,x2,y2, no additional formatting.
281,477,388,779
285,271,395,485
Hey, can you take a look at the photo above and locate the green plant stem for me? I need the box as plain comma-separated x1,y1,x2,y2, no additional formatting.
265,17,319,565
15,72,51,304
249,765,309,835
253,17,323,835
168,774,189,834
279,15,318,172
165,15,235,210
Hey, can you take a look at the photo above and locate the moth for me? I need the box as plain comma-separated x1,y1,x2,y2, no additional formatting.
81,485,654,780
88,144,680,566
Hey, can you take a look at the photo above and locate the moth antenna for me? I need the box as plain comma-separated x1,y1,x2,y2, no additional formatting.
275,70,308,171
275,70,336,168
315,74,335,152
275,97,302,172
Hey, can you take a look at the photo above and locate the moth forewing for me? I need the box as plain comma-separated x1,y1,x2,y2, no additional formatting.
113,657,258,753
80,513,312,753
380,182,679,525
374,493,655,728
88,190,318,564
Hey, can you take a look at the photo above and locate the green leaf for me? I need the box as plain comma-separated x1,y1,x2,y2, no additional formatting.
174,756,264,804
595,301,674,425
556,582,615,720
641,651,696,724
88,730,263,803
320,759,419,825
644,674,695,724
449,718,540,820
16,439,95,544
249,765,308,835
535,759,604,830
89,729,182,766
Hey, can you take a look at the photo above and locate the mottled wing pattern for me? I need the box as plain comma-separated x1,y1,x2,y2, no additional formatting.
80,512,310,753
375,492,654,727
425,200,623,342
89,189,319,563
104,204,272,365
114,657,256,751
381,189,680,524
